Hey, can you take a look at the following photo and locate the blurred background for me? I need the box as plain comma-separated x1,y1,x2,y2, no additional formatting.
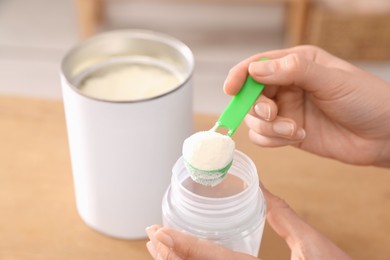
1,1,390,259
0,0,389,114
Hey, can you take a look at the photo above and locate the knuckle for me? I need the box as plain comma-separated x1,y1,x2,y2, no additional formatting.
304,44,321,52
298,44,321,52
279,54,311,84
283,53,303,73
249,130,280,147
248,118,266,135
292,44,322,56
254,120,264,134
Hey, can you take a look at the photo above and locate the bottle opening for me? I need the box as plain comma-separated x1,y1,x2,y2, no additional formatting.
172,150,259,205
181,173,248,198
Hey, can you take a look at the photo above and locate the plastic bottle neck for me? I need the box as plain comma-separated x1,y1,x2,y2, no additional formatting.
170,150,263,232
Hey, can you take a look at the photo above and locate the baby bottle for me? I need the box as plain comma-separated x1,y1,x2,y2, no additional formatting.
161,150,266,256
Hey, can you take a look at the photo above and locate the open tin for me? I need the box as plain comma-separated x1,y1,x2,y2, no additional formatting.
60,30,194,239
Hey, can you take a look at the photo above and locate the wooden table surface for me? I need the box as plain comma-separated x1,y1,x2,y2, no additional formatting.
0,95,389,259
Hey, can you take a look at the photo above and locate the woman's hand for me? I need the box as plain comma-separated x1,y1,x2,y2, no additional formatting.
145,186,352,260
224,45,390,167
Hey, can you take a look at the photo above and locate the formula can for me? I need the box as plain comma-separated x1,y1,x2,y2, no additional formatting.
60,30,194,239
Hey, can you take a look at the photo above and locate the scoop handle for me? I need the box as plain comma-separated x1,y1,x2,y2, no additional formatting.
216,58,268,136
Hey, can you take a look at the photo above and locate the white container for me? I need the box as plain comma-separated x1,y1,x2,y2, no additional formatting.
60,30,194,239
162,150,266,256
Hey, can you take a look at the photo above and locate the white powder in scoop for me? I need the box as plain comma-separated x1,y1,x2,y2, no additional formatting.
79,64,181,101
182,131,235,171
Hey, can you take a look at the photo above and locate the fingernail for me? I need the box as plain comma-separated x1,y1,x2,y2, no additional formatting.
249,61,275,76
146,241,157,257
297,128,306,139
255,102,271,121
155,230,174,249
273,121,294,136
145,226,157,237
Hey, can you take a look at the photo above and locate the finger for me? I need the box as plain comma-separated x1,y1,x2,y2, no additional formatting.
223,53,265,95
261,186,353,259
146,225,162,255
248,53,349,97
245,114,306,140
154,227,257,260
146,241,157,259
156,241,182,260
260,186,314,249
248,129,305,148
248,95,278,121
223,45,353,97
223,46,319,96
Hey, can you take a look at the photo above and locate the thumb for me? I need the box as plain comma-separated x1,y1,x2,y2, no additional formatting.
248,54,350,98
261,185,353,259
261,185,312,249
153,227,258,260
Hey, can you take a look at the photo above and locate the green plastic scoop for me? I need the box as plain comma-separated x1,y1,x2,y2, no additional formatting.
185,58,267,186
211,65,266,136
